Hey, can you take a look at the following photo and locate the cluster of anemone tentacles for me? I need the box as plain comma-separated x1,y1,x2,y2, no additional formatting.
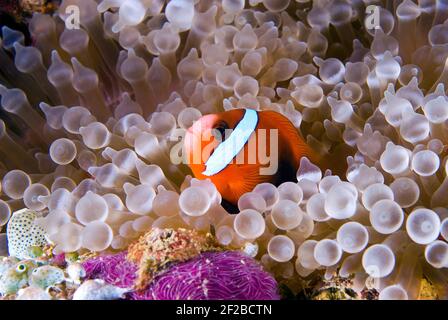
1,0,448,300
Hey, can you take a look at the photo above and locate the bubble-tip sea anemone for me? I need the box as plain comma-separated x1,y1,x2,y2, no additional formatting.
0,0,448,300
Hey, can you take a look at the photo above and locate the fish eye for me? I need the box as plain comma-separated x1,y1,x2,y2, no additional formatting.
16,264,27,273
212,121,229,142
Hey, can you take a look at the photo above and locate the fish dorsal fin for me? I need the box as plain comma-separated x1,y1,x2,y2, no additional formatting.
258,110,321,168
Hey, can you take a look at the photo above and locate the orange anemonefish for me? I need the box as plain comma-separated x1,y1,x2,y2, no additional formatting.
184,108,349,209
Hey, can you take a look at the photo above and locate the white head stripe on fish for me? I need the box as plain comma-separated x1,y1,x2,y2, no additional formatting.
202,109,258,176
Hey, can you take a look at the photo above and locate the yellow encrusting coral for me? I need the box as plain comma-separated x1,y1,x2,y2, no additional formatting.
127,228,224,289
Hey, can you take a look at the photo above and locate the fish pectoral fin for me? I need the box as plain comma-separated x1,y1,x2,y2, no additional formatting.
226,165,272,202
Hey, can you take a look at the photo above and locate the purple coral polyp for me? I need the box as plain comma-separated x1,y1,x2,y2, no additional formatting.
83,251,280,300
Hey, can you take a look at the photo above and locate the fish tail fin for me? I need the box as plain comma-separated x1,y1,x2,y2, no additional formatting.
322,143,355,178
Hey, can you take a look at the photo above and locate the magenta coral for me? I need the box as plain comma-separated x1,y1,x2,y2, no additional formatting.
82,251,137,288
51,253,66,267
82,251,279,300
